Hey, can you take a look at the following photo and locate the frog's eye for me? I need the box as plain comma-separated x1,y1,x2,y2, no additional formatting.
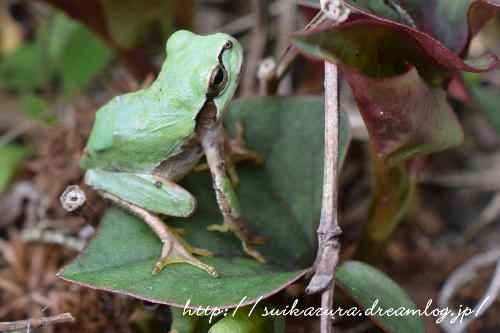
208,65,228,96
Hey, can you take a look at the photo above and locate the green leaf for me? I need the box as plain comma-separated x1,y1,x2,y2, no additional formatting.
59,96,350,307
21,93,48,117
0,42,48,91
464,75,500,134
58,24,112,97
0,12,112,96
170,307,211,333
337,261,425,333
0,144,31,194
209,305,284,333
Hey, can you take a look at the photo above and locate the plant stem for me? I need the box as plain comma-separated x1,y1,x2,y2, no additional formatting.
0,313,75,331
307,61,341,333
354,154,413,262
259,11,327,95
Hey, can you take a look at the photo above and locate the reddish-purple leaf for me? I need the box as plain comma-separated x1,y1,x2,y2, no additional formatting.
291,1,499,261
291,15,497,83
297,1,500,56
342,65,464,165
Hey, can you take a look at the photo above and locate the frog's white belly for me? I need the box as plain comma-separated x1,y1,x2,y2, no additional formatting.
153,139,204,182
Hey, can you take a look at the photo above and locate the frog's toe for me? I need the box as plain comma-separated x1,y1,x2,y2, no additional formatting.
242,241,267,263
170,227,188,236
190,247,214,257
207,223,231,232
176,235,214,257
151,249,218,277
151,235,218,277
249,236,266,245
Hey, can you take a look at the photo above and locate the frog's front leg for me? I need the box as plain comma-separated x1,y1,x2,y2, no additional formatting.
196,115,266,263
85,170,218,277
195,124,263,188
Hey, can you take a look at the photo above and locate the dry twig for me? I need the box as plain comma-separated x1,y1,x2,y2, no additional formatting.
259,11,327,95
463,192,500,241
0,119,38,147
241,0,271,97
0,312,75,331
438,248,500,333
305,2,350,333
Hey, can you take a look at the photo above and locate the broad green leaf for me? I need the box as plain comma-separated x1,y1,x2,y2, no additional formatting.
209,305,284,333
37,0,194,76
47,13,112,97
0,12,111,96
59,96,351,307
0,42,48,90
0,144,31,194
58,24,112,97
337,261,424,333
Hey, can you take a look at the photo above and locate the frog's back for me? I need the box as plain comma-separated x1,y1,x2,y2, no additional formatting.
80,88,196,172
80,30,232,173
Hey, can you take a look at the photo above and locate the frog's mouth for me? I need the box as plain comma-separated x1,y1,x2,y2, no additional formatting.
195,100,218,132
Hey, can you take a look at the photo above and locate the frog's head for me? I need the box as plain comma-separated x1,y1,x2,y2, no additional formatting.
165,31,243,123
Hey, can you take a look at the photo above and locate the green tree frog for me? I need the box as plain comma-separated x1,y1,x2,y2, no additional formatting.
80,30,266,277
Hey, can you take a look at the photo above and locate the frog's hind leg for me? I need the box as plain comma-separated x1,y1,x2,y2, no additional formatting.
99,192,218,277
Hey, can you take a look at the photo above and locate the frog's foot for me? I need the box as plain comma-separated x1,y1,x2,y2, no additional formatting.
208,222,267,263
152,235,218,277
100,192,218,277
227,123,263,163
225,123,263,187
207,222,232,232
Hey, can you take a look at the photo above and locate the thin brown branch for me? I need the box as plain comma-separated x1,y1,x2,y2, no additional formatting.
321,280,336,333
241,0,271,97
0,313,75,331
259,11,327,95
307,62,341,297
307,4,350,333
